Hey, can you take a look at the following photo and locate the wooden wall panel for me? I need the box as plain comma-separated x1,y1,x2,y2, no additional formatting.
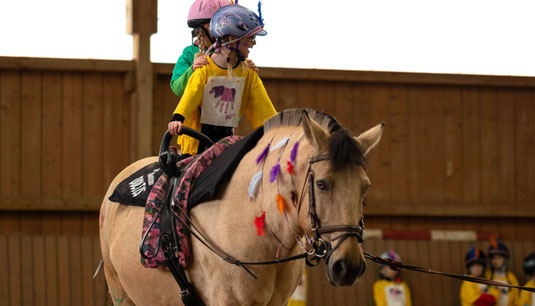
1,68,132,211
1,57,535,304
62,73,84,200
1,71,21,197
42,73,63,200
21,72,42,198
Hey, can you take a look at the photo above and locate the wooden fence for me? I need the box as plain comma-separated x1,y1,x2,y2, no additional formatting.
1,56,535,305
1,232,534,306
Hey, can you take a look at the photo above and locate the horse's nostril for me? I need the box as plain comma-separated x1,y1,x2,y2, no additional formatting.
333,260,347,277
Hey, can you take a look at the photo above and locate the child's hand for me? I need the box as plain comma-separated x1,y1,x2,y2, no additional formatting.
168,121,183,135
193,56,208,71
246,59,259,72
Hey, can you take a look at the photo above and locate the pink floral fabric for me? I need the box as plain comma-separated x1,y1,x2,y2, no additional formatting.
141,135,241,269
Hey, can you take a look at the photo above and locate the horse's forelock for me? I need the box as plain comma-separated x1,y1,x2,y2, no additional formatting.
264,109,367,170
329,128,366,171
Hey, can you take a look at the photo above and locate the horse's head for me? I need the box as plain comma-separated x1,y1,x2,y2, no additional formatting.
296,112,383,286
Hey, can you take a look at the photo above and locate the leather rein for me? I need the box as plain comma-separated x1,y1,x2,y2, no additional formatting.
157,153,535,295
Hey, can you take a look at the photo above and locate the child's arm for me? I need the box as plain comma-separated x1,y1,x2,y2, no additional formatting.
171,67,195,97
170,45,197,96
507,272,520,304
171,68,207,124
403,282,412,306
372,281,387,306
243,72,277,129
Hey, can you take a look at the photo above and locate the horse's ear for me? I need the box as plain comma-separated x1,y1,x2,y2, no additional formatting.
302,112,329,151
355,122,385,156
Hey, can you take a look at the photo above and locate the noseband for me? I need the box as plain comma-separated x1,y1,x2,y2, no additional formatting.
298,155,365,266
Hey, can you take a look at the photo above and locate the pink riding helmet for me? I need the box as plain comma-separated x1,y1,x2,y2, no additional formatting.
188,0,233,28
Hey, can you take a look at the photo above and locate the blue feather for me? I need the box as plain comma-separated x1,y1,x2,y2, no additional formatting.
248,171,263,199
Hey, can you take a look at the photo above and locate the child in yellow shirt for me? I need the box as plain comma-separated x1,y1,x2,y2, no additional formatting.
485,240,519,306
373,250,412,306
168,4,276,155
517,253,535,306
460,246,499,306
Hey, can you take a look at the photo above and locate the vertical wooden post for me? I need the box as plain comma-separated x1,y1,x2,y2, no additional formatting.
127,0,157,159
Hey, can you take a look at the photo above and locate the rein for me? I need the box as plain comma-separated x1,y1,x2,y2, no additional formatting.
162,153,535,294
364,253,535,293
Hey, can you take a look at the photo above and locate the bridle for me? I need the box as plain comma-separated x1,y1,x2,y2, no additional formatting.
297,154,365,266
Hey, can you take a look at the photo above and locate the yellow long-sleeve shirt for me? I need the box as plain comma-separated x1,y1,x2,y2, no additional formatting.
460,277,500,306
373,279,412,306
172,54,276,155
486,271,520,306
516,279,534,306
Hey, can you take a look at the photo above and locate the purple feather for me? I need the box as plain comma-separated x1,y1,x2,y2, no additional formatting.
290,141,300,164
256,144,270,165
269,162,281,183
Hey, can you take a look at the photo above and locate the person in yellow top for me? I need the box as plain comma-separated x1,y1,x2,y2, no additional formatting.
461,246,499,306
485,239,520,306
168,3,276,156
373,250,412,306
517,253,535,306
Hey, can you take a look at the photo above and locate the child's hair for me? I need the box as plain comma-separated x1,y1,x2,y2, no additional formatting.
195,28,211,56
218,37,246,77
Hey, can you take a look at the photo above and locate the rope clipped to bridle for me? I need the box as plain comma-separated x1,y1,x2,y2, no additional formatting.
364,252,535,293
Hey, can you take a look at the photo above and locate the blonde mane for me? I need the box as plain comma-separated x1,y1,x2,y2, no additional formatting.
264,109,367,170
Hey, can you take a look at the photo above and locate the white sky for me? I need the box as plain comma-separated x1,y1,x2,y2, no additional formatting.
1,0,535,76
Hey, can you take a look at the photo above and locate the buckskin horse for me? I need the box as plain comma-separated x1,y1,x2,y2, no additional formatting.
99,109,384,305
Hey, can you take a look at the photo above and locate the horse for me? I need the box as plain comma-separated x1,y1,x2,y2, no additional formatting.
99,109,384,305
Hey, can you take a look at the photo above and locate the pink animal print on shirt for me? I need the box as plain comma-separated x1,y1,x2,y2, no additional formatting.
209,85,236,113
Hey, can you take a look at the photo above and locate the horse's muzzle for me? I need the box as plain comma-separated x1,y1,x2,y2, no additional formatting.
328,257,367,286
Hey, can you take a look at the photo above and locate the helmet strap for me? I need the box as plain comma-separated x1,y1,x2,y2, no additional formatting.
235,42,246,63
200,26,215,45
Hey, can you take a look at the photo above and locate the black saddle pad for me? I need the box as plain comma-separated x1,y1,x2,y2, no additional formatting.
109,126,264,208
188,126,264,209
108,162,163,207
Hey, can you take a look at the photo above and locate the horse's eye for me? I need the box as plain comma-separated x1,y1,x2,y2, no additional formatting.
316,180,329,191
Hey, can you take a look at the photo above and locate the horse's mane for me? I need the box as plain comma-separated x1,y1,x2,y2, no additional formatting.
264,109,366,171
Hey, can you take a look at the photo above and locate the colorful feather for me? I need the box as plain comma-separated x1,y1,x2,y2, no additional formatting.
286,161,294,174
270,137,289,151
289,141,300,164
254,211,266,236
490,236,498,249
248,171,262,199
257,1,263,26
256,143,270,165
276,194,286,215
468,245,476,259
269,162,281,183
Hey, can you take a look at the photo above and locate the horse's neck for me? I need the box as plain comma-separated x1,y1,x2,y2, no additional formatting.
219,127,308,258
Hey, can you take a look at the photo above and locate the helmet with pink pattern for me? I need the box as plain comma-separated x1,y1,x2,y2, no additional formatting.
209,4,267,40
187,0,233,28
